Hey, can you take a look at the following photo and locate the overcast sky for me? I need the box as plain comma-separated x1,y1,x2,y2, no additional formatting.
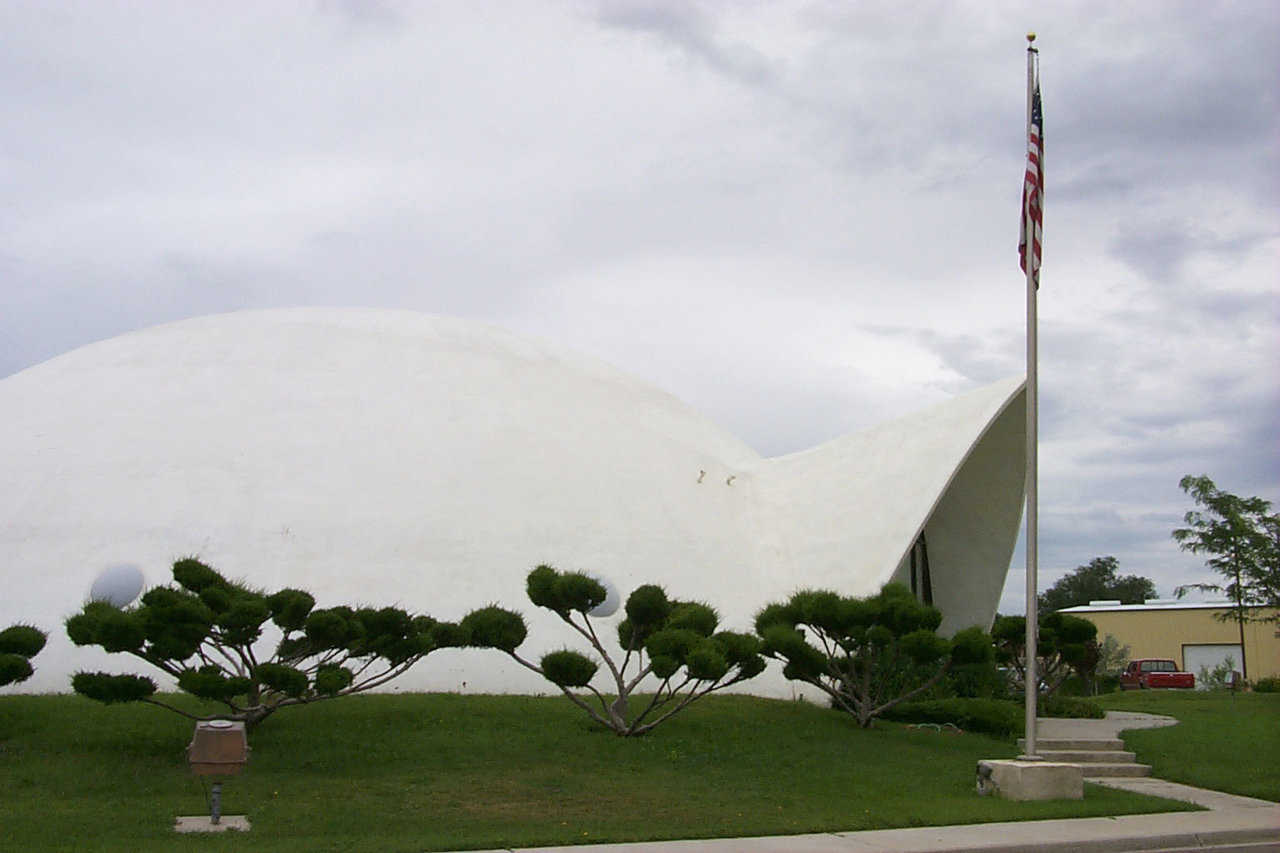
2,1,1276,613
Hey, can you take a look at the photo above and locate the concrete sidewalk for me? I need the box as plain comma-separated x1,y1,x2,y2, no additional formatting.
454,713,1278,853
468,807,1279,852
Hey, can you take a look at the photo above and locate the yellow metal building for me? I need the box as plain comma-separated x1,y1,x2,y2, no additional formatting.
1058,600,1280,683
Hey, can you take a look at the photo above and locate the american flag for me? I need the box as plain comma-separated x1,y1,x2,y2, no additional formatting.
1020,79,1043,287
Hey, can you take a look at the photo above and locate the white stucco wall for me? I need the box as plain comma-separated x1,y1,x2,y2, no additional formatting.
0,309,1025,696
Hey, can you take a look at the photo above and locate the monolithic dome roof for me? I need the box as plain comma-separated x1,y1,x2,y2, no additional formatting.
1,309,1024,696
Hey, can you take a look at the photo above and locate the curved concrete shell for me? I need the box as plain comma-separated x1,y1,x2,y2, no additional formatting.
0,309,1025,695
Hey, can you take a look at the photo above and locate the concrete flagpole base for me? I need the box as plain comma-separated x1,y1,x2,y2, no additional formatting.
976,759,1083,800
174,815,251,833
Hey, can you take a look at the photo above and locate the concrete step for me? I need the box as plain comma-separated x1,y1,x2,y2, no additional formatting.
1078,762,1152,778
1036,749,1138,763
1018,737,1125,751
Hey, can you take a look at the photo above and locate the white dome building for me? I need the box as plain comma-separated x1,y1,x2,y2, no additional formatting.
1,309,1026,696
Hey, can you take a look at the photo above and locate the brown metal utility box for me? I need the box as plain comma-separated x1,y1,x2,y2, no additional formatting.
187,720,249,776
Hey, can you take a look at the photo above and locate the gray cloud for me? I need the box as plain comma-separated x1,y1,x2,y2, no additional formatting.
593,0,778,87
861,324,1024,389
1108,220,1276,284
317,0,406,31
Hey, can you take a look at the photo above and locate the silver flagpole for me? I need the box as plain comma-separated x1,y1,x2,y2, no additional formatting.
1022,32,1041,761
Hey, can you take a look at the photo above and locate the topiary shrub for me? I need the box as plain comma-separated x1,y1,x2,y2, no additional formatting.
943,659,1010,699
884,693,1102,734
992,611,1099,696
72,672,157,704
66,558,465,728
1037,694,1105,719
462,565,764,736
0,624,47,687
882,698,1024,738
755,583,994,728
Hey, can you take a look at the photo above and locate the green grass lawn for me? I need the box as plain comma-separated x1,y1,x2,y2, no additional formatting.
1,692,1192,852
1094,689,1279,801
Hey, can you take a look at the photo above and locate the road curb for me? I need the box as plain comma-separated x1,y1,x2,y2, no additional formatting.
458,806,1280,853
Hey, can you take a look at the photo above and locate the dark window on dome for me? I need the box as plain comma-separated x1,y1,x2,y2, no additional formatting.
909,532,933,606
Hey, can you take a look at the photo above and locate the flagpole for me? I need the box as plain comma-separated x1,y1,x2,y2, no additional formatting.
1022,32,1041,761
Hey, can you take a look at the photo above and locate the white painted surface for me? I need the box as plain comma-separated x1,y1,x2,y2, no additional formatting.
1061,601,1239,613
88,564,145,607
0,309,1026,696
1182,644,1241,684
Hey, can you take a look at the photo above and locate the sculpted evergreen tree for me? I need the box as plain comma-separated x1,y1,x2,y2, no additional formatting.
1038,556,1157,616
1172,475,1280,680
462,565,765,736
991,612,1098,696
754,583,992,727
66,558,464,728
0,624,47,687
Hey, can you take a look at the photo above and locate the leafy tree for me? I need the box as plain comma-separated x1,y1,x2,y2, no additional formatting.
1094,633,1131,683
1258,512,1280,613
462,565,764,736
1172,475,1280,680
1038,556,1157,616
754,583,992,728
0,624,47,687
1197,655,1240,691
991,612,1098,696
66,558,463,728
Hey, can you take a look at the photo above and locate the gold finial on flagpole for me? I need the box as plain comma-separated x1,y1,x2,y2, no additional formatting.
1026,32,1036,43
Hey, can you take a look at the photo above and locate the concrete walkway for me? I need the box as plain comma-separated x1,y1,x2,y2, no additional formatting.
1093,776,1276,812
1036,710,1180,740
453,712,1279,853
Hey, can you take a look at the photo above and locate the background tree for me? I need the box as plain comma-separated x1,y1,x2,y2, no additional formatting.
66,558,463,728
0,624,46,687
754,583,992,728
1038,556,1157,617
1172,474,1280,680
1092,633,1132,693
992,612,1098,696
1255,511,1280,618
462,565,764,736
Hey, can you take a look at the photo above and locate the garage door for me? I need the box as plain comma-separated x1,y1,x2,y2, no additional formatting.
1182,643,1242,687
